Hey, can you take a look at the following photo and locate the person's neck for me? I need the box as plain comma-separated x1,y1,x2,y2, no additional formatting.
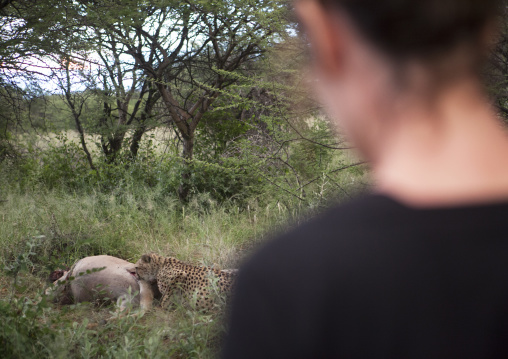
372,78,508,208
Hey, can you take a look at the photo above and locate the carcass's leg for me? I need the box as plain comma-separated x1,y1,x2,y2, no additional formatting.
139,279,154,311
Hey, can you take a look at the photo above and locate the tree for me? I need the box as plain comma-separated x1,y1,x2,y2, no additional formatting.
1,0,364,202
51,56,96,170
92,28,162,162
81,0,288,200
0,0,86,158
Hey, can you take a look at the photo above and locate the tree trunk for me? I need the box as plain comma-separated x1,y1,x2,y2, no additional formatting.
129,87,159,159
129,125,146,159
178,135,194,201
100,131,126,163
78,136,95,170
98,99,126,163
108,133,124,162
70,107,95,171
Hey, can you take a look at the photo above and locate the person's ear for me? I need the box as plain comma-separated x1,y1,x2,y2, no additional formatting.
295,0,345,77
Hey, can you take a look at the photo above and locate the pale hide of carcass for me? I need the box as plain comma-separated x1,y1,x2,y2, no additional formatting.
47,255,159,311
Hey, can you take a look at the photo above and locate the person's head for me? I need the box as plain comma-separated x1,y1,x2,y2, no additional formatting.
295,0,502,161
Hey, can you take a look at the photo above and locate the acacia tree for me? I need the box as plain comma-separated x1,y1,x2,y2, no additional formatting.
0,0,70,145
0,0,100,167
48,30,162,166
91,32,161,162
82,0,287,200
2,0,363,202
50,55,97,170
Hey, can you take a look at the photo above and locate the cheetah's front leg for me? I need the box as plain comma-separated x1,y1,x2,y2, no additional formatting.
158,271,188,310
160,290,173,309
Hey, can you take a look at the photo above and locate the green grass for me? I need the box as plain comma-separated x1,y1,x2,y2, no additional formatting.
0,126,368,357
0,186,307,358
0,188,294,269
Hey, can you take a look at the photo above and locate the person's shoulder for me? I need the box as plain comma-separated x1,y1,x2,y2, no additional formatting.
272,193,402,245
239,194,402,277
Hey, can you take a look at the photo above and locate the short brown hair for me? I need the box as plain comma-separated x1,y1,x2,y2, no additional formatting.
319,0,502,61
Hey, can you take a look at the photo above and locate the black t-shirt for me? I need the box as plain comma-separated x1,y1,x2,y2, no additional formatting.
222,194,508,358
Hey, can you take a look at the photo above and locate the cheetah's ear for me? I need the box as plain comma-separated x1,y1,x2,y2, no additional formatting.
141,254,151,263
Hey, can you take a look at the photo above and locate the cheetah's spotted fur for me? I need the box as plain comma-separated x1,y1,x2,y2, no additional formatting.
134,253,236,311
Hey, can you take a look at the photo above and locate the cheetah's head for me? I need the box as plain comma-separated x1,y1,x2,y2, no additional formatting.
134,253,160,283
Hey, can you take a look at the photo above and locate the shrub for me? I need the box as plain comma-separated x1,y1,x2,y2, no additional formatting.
38,134,91,189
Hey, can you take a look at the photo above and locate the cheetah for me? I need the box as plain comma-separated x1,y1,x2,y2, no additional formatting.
134,253,236,311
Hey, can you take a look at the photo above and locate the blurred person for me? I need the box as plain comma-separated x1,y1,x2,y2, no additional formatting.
223,0,508,358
